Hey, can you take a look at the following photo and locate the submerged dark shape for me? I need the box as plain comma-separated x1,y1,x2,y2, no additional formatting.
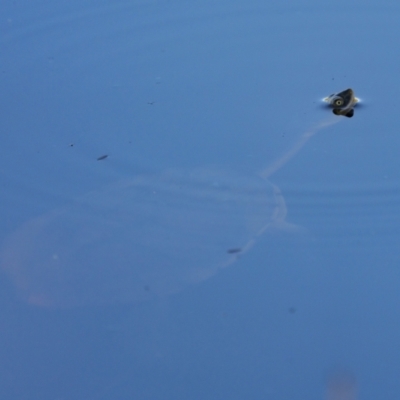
227,248,242,254
0,168,290,308
323,88,359,118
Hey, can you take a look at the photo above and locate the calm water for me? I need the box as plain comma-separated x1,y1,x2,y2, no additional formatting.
1,1,400,399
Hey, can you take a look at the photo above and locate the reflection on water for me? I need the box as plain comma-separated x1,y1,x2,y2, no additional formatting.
326,372,357,400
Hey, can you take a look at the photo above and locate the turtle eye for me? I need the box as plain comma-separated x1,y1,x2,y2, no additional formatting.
334,98,344,107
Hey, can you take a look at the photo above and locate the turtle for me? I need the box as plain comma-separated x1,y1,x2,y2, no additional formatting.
323,88,360,118
0,169,298,308
0,89,357,308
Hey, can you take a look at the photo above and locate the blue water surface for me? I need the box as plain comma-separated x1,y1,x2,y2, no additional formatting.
1,1,400,399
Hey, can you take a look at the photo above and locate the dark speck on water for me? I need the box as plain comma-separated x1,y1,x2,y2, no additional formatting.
97,155,108,161
227,248,242,254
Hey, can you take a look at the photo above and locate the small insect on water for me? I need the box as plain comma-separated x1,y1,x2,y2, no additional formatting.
323,88,359,118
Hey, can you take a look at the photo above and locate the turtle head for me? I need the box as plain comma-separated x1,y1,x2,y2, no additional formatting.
323,88,358,118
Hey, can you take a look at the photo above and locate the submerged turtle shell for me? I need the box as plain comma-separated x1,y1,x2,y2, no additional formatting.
1,168,286,308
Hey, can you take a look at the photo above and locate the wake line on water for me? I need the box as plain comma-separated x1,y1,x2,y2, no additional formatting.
260,117,342,180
